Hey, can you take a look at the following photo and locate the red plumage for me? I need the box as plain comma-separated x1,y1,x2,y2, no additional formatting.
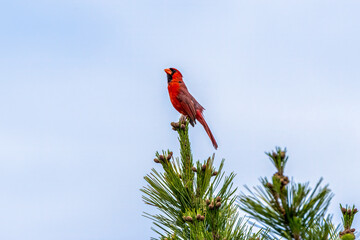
165,68,218,150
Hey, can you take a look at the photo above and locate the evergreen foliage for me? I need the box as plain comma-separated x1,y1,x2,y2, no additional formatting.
141,117,263,240
238,147,338,240
339,205,358,240
142,122,358,240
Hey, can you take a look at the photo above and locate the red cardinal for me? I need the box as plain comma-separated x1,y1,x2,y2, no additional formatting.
165,68,218,149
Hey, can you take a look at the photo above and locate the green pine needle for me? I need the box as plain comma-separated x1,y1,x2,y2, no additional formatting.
141,117,264,239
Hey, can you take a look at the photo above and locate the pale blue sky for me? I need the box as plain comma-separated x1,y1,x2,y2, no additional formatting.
0,1,359,239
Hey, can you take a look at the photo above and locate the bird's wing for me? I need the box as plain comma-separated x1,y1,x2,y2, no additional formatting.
177,91,197,125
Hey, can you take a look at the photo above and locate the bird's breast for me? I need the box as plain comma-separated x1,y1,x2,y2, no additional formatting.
167,82,185,114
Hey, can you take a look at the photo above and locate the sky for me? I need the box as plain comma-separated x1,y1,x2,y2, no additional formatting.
0,0,360,239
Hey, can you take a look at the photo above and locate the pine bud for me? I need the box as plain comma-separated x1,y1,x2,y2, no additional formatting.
202,164,206,171
212,171,218,176
280,151,285,159
216,196,221,202
342,208,347,214
209,203,214,210
179,115,187,124
280,207,285,215
185,216,193,222
215,202,221,208
196,214,201,220
354,208,358,213
266,182,273,188
272,152,278,158
167,152,173,160
171,122,179,128
192,166,197,172
200,215,205,221
181,124,186,130
205,199,210,205
348,209,352,215
154,158,160,163
351,228,355,232
159,155,165,161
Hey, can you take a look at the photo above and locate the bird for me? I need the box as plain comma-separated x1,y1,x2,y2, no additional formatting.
164,68,218,149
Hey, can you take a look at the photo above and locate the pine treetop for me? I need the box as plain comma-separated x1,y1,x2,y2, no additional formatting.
142,117,264,240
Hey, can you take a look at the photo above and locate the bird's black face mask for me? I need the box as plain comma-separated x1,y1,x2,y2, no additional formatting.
167,73,172,83
167,68,176,83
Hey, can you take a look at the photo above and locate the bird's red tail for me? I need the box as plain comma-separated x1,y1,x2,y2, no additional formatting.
196,110,218,150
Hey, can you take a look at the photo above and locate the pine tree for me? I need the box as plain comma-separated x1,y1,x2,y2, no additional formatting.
142,122,358,239
237,147,357,240
141,117,264,240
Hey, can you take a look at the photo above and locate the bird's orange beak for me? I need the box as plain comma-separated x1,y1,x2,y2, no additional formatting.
164,68,172,75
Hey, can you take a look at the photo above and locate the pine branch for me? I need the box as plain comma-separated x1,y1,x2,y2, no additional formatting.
238,147,335,240
142,117,264,240
339,205,358,240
